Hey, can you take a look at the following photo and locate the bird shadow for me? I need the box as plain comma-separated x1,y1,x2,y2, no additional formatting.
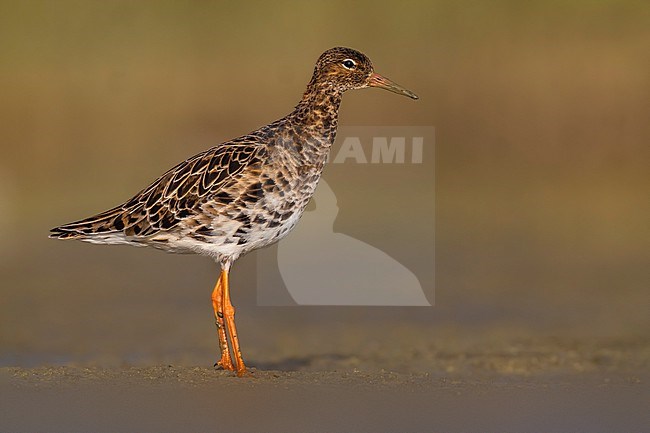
250,353,352,371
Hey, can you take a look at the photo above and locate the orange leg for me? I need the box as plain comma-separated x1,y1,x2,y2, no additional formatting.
211,274,234,371
220,268,248,377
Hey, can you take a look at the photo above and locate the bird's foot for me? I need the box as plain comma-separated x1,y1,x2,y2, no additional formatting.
235,366,251,378
214,355,235,371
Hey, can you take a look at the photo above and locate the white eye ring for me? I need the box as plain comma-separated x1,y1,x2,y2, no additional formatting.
342,59,356,70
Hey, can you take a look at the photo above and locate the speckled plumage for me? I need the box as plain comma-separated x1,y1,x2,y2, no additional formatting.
50,47,418,376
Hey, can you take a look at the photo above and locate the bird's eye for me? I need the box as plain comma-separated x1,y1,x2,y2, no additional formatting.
342,59,356,70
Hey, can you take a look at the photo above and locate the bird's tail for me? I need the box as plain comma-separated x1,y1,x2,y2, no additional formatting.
49,206,125,240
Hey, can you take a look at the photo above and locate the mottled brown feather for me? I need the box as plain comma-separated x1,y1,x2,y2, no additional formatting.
50,143,264,239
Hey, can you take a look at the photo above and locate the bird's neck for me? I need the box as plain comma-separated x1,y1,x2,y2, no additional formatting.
293,84,342,136
280,84,343,165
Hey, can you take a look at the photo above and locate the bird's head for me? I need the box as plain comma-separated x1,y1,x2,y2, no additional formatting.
309,47,418,100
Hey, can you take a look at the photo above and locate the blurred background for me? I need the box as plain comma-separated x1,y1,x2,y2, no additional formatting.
0,1,648,369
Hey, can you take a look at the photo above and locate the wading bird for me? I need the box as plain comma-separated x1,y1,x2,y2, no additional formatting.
51,47,418,376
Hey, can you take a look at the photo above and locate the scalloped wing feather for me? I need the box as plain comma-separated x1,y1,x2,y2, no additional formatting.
50,143,265,242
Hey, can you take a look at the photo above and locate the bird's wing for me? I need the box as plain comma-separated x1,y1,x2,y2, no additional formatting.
50,142,265,239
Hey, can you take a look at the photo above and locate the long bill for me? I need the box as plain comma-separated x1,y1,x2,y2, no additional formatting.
368,73,419,100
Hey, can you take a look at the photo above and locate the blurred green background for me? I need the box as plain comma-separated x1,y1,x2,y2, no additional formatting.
0,1,648,367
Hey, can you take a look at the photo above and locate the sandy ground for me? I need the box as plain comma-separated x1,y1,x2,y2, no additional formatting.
1,367,647,433
2,321,649,432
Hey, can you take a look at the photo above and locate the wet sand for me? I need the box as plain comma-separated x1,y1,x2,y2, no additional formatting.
2,324,649,432
3,368,648,433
